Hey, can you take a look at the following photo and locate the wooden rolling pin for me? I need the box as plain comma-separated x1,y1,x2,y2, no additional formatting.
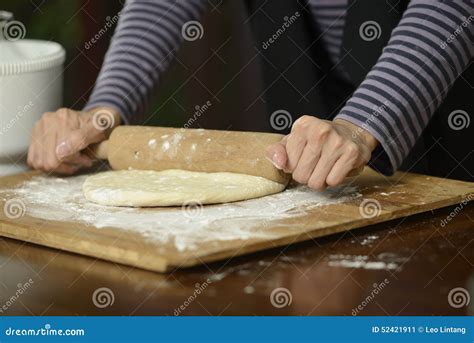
89,126,291,185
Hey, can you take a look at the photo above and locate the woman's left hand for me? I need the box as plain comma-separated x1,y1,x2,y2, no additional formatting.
266,116,378,190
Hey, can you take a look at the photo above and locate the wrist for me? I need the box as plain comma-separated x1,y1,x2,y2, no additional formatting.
87,106,122,127
334,118,378,152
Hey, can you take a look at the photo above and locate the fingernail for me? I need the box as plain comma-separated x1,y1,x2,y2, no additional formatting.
271,152,284,169
56,141,71,159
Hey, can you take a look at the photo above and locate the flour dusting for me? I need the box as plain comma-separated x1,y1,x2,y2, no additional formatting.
352,234,379,246
327,253,409,270
148,138,157,149
1,175,360,252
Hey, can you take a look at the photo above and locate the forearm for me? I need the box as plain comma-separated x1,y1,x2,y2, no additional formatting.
83,0,208,124
335,0,473,174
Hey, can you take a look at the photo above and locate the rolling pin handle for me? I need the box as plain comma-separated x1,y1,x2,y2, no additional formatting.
87,140,109,160
347,166,364,177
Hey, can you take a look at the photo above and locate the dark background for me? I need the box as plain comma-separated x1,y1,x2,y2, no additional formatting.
3,0,472,181
2,0,270,131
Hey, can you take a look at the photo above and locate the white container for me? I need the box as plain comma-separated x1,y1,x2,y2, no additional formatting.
0,39,65,176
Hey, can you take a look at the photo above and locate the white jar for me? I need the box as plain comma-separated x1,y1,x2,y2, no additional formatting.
0,39,65,176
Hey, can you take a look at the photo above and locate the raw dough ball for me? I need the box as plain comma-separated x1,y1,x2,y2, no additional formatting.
82,169,285,207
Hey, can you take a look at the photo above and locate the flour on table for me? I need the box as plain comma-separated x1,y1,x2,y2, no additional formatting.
352,234,379,246
327,253,409,270
1,175,360,252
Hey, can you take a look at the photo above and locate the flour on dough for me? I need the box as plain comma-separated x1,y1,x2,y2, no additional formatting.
82,169,285,207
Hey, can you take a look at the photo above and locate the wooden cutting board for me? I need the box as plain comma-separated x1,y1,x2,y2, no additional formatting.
0,169,472,272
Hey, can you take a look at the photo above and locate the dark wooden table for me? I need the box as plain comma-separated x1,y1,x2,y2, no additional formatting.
1,203,473,316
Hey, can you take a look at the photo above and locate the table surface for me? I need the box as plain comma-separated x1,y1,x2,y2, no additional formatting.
1,202,473,316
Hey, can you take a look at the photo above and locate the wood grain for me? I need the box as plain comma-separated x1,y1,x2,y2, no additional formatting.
0,169,472,273
98,126,291,185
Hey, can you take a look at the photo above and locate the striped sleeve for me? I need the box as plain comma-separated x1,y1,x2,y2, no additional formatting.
83,0,208,123
335,0,474,174
308,0,350,79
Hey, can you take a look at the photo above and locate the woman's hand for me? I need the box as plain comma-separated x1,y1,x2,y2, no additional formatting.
267,116,378,190
27,106,121,174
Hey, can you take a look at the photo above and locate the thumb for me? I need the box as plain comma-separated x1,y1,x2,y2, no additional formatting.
266,135,288,170
56,120,106,160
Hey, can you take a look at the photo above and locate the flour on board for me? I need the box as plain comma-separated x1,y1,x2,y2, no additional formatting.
1,175,360,252
148,139,157,149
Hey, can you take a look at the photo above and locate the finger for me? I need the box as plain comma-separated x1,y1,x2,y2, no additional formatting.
27,143,39,170
31,112,60,170
27,144,34,168
27,128,34,167
52,163,82,175
56,108,80,162
28,123,43,170
27,127,39,169
292,142,322,184
61,152,93,167
33,120,55,171
308,146,343,191
326,153,362,187
56,122,105,160
266,142,288,170
42,124,60,171
285,134,306,173
347,166,364,177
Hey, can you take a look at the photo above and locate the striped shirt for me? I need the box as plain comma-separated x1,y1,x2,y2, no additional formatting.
84,0,474,174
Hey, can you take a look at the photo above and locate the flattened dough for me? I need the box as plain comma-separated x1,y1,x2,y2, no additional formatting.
82,169,285,207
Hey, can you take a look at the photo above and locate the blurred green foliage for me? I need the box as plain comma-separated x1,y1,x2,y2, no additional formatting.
1,1,245,128
1,0,83,50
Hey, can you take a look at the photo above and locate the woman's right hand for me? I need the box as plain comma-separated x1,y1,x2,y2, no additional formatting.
27,106,121,174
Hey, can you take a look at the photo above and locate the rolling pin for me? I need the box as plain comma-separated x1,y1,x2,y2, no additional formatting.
89,126,291,185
